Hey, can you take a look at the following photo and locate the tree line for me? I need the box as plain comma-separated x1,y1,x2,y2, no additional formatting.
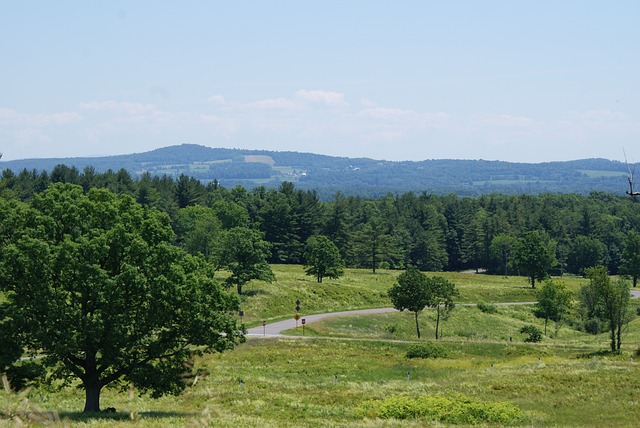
2,165,640,284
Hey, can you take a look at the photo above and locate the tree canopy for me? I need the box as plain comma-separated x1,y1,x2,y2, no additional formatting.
388,267,458,339
0,184,242,412
303,235,344,283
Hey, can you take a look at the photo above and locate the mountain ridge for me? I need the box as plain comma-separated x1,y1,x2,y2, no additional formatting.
0,143,631,198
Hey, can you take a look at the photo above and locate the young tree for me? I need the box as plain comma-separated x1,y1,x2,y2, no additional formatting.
426,276,458,340
0,184,241,412
388,266,430,339
304,235,344,283
582,266,633,353
388,267,458,339
534,279,573,335
512,231,557,289
620,230,640,287
489,234,518,276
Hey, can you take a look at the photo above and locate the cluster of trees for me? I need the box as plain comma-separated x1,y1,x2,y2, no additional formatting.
3,166,640,284
534,267,633,353
388,264,634,353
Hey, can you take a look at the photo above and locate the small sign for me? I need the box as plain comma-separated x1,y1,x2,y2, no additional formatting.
262,320,266,327
293,313,300,321
301,319,306,325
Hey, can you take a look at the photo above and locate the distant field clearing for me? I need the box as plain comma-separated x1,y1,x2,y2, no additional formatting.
244,155,276,165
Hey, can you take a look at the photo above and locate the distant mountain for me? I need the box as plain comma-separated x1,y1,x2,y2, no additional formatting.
0,144,631,198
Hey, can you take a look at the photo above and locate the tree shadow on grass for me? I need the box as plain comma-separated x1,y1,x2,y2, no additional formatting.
242,289,268,297
58,410,197,423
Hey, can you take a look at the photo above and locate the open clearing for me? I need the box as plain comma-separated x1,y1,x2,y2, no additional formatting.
2,265,639,427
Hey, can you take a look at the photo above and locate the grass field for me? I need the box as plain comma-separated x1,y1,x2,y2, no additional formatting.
2,266,639,427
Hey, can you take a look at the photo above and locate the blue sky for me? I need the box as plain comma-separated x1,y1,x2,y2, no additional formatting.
1,1,639,162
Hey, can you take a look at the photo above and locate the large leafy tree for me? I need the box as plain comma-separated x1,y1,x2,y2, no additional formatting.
0,184,241,412
513,231,557,289
304,235,344,283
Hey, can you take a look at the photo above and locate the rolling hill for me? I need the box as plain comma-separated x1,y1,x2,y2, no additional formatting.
0,144,632,198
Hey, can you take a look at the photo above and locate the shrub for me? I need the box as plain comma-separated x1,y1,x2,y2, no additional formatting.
520,325,542,343
355,394,524,424
477,302,498,314
406,342,450,359
385,323,398,334
584,317,603,335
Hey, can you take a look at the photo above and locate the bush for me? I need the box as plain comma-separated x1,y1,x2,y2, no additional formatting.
584,317,603,335
355,394,524,424
406,343,450,359
385,323,398,334
477,302,498,314
520,325,542,343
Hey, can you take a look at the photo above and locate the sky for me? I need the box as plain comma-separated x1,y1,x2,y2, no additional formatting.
1,1,639,163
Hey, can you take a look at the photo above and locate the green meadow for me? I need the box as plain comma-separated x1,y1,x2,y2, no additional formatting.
2,265,639,427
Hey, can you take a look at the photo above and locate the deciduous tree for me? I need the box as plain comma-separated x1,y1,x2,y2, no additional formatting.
388,267,458,339
0,184,241,412
620,230,640,287
582,266,633,353
513,231,557,289
304,235,344,283
534,279,572,335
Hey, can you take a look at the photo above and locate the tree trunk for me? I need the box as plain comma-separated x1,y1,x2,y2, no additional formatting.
610,324,617,353
84,383,102,413
414,311,421,339
633,275,637,288
83,350,102,413
544,317,548,335
531,276,536,289
435,305,441,340
237,283,243,295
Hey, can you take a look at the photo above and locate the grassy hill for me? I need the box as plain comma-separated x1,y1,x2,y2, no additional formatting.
0,144,632,198
4,266,639,426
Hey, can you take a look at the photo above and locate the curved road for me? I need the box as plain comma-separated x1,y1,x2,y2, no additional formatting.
248,289,640,338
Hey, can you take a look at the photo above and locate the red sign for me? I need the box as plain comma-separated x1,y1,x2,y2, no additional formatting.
262,320,266,326
301,319,306,325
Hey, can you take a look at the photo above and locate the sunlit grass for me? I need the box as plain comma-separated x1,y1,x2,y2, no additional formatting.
4,337,639,427
237,266,587,327
2,267,638,426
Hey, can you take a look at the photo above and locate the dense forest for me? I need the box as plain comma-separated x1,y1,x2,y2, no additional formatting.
2,164,640,281
0,144,632,198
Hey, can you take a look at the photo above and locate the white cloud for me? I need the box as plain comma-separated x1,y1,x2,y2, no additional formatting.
244,97,301,111
295,90,347,106
0,108,81,127
79,101,157,115
207,95,226,105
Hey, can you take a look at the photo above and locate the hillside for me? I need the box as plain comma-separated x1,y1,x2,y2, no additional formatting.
0,144,631,198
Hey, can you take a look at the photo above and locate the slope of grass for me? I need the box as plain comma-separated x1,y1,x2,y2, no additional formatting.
4,336,639,427
237,266,581,327
2,268,636,427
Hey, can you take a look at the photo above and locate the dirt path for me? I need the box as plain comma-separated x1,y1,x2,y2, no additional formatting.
248,290,640,338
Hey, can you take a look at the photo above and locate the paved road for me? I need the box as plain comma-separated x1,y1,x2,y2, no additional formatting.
248,290,640,338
